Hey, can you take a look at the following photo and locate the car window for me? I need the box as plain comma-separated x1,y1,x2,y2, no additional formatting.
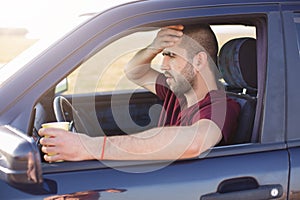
58,30,161,95
58,25,256,95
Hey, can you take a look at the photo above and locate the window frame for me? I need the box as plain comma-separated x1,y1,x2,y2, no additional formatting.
32,4,286,170
282,10,300,144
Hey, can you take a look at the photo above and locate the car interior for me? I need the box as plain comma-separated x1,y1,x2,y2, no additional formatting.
218,37,257,144
31,17,264,162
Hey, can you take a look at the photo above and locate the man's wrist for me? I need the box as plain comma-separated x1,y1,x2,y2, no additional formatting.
147,44,162,55
79,134,103,160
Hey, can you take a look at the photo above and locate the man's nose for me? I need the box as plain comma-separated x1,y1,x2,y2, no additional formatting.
161,57,170,71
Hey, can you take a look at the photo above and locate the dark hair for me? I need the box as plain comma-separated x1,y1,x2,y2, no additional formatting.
180,24,223,89
181,24,218,64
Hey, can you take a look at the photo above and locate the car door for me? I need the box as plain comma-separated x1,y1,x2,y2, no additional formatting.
0,1,290,199
282,5,300,199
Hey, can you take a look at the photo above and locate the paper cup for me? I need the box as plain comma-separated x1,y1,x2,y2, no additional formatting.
41,122,70,161
42,122,70,130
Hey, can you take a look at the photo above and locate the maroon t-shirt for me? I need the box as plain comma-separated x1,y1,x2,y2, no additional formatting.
155,74,240,145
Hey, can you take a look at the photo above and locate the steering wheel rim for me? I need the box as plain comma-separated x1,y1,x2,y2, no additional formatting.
53,96,86,132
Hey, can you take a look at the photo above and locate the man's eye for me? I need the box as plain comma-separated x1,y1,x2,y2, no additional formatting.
162,52,176,58
169,52,176,57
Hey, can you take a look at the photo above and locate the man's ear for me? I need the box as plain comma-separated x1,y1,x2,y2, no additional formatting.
193,51,208,72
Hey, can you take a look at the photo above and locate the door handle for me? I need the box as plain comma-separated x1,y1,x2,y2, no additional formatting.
200,177,283,200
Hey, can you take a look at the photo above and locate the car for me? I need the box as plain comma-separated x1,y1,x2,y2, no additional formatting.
0,0,300,199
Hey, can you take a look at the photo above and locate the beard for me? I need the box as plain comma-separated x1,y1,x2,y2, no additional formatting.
165,62,196,95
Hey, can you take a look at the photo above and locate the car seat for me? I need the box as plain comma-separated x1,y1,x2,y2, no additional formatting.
218,37,257,144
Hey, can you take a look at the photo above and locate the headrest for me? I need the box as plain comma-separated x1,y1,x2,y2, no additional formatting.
218,37,257,90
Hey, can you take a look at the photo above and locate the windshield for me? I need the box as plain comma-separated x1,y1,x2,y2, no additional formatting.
0,0,136,86
0,16,91,86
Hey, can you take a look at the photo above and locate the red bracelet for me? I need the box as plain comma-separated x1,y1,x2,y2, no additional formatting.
100,136,107,160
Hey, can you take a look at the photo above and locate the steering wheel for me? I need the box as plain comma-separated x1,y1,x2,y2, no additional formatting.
53,96,86,132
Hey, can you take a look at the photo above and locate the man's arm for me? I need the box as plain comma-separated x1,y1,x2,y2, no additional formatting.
39,119,222,162
124,47,161,94
124,25,184,94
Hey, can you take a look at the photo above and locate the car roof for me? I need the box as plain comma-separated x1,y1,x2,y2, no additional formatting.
140,0,299,4
100,0,299,18
121,0,297,11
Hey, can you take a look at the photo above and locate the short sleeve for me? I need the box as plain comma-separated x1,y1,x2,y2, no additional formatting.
184,91,240,145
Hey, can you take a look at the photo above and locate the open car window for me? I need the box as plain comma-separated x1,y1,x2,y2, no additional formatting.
58,24,256,95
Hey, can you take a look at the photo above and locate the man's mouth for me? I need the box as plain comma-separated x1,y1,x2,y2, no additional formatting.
164,72,175,85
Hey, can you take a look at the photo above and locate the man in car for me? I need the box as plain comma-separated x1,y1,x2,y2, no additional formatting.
38,24,240,162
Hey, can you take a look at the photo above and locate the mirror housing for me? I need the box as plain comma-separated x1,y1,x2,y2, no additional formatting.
55,78,68,94
0,125,43,191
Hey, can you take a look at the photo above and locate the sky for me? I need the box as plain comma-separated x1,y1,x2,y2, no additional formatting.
0,0,134,38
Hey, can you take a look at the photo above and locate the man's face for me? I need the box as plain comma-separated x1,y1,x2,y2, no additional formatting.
161,46,196,95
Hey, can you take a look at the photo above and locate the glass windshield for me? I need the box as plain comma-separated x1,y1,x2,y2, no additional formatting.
0,0,132,87
0,16,90,86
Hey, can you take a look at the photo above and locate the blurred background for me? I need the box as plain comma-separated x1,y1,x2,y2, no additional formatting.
0,0,133,67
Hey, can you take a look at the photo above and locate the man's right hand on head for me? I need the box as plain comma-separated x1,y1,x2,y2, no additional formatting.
150,25,184,52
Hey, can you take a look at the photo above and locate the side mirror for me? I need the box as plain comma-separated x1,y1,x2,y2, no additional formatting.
0,125,56,194
55,78,68,94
